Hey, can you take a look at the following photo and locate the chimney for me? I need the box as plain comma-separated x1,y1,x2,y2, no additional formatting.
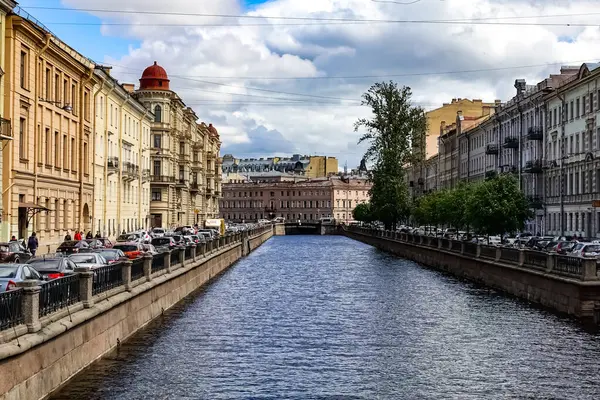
494,99,502,106
514,79,526,96
122,83,135,93
440,120,446,134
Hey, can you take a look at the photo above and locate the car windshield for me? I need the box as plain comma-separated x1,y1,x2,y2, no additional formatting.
28,260,62,271
584,245,600,252
114,245,138,252
70,255,97,264
97,251,118,261
0,266,18,278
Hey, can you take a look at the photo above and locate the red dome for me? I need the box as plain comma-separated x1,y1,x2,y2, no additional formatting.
139,61,170,90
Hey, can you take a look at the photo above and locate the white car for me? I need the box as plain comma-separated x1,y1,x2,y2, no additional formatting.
151,228,165,238
568,242,600,258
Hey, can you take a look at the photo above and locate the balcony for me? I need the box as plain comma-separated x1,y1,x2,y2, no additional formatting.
524,160,543,174
179,154,190,163
206,152,215,160
142,169,150,183
176,179,188,188
151,175,175,184
122,161,139,181
485,170,498,180
0,118,11,140
500,165,518,174
191,159,203,171
205,187,213,196
214,190,221,197
503,137,518,149
527,126,543,141
190,182,200,193
485,144,499,155
107,156,119,175
528,196,544,209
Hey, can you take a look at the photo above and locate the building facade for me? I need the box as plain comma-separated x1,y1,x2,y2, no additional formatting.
93,69,153,237
220,177,371,223
133,62,221,229
222,154,338,178
2,13,96,249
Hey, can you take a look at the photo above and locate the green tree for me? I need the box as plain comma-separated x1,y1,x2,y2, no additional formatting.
355,82,427,230
466,175,533,236
353,202,373,223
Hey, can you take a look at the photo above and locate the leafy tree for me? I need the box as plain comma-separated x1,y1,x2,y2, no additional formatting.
466,175,533,236
353,202,374,223
355,82,427,230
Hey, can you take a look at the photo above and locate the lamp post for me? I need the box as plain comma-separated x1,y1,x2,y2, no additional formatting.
38,98,73,113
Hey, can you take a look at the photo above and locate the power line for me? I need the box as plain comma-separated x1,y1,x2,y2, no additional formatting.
18,6,600,28
372,0,423,4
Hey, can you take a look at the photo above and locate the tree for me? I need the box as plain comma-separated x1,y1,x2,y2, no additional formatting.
355,82,427,230
353,202,373,223
466,175,533,236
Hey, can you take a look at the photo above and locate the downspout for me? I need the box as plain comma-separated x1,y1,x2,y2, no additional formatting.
92,76,105,235
137,110,149,230
79,67,94,232
557,90,567,237
117,95,130,234
517,102,523,190
31,33,51,234
102,85,114,237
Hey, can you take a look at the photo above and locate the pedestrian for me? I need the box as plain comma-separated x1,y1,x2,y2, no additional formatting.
74,231,82,241
95,231,102,239
10,235,17,242
64,231,72,241
122,230,126,235
86,231,93,239
27,232,39,257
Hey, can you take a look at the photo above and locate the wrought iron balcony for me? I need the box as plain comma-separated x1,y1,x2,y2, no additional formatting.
503,137,519,149
526,126,543,141
528,195,544,209
107,157,119,175
0,118,11,140
485,143,499,155
176,179,188,187
524,160,543,174
190,182,199,193
142,169,150,182
122,161,139,181
179,153,190,162
151,175,175,184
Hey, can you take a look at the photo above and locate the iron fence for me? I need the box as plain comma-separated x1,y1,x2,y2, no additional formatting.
184,246,193,260
170,250,180,266
429,237,439,248
500,248,520,264
440,238,450,249
463,242,477,256
131,258,145,281
92,263,124,295
450,240,462,252
523,250,548,271
0,289,23,331
153,253,167,273
39,274,81,317
479,245,497,260
554,256,583,278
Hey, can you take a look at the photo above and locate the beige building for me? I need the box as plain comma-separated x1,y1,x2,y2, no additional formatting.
331,177,371,223
0,0,16,240
2,13,96,250
93,69,153,237
132,62,221,229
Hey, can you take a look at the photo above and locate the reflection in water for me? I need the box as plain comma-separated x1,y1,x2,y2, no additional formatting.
52,236,600,399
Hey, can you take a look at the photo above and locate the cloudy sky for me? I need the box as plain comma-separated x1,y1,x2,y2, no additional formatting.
18,0,600,168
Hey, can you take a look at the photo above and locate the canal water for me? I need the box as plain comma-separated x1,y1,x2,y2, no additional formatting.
52,236,600,399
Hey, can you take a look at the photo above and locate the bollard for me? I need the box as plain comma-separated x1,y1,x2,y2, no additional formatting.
518,249,525,267
143,254,153,282
164,250,172,273
191,245,197,261
75,267,94,309
495,247,501,262
179,248,186,268
121,260,132,291
16,280,42,333
476,243,481,258
546,253,556,273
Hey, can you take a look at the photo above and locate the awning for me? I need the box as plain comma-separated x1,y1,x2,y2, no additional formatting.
18,202,50,211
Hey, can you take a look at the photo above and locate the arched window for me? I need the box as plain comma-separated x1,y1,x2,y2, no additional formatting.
154,105,162,123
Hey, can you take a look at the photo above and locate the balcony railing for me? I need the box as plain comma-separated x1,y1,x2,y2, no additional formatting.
107,157,119,175
527,126,543,140
142,169,150,182
151,175,175,183
524,160,543,174
190,182,199,193
122,162,140,181
503,137,518,149
179,154,190,162
485,143,499,155
0,118,11,140
528,195,544,209
176,179,188,187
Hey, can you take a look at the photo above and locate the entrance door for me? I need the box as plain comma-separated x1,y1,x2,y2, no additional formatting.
152,214,162,228
18,207,27,239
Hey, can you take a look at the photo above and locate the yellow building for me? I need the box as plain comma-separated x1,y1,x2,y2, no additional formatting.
2,13,97,251
424,98,498,159
306,156,338,178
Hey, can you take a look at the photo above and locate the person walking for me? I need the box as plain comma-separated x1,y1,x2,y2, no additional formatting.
74,231,82,241
64,231,72,241
95,231,102,239
27,232,39,257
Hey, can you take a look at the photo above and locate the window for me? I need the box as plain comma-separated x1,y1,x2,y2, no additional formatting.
37,125,42,161
45,67,51,98
54,131,59,166
153,160,161,176
20,49,28,89
582,96,587,114
64,79,68,106
71,137,76,171
591,93,594,113
83,142,88,174
179,142,185,154
45,128,51,165
84,91,90,121
63,134,67,169
576,99,580,118
154,105,162,122
19,118,26,160
570,101,574,119
55,73,60,102
71,84,77,114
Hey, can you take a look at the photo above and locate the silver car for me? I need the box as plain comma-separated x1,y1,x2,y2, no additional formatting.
68,253,108,269
0,264,43,291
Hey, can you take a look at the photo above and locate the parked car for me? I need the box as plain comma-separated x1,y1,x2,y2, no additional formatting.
197,229,217,239
141,243,159,255
116,233,142,243
92,249,128,264
151,237,178,252
0,264,43,291
68,253,108,269
555,241,577,255
165,234,187,248
91,238,113,249
151,228,166,238
569,243,600,258
174,226,195,235
56,240,90,254
190,234,205,244
27,257,77,280
0,241,32,263
84,239,107,250
112,242,145,259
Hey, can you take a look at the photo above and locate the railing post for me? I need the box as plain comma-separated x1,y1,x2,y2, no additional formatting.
200,242,206,257
122,260,132,291
495,247,501,262
143,254,153,282
75,267,94,309
179,248,186,268
518,249,525,267
164,250,172,273
546,253,556,273
476,243,481,258
191,245,197,261
16,280,41,333
582,258,598,280
460,241,465,255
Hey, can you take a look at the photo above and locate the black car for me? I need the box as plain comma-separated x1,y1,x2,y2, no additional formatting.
151,237,178,252
92,249,128,264
56,240,90,254
27,257,77,280
0,241,32,263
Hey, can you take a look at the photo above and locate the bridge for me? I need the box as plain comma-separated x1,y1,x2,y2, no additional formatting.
281,221,338,235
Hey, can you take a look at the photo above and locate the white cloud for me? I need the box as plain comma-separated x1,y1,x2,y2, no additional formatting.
63,0,600,166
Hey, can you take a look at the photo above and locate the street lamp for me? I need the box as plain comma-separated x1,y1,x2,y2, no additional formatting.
39,98,73,113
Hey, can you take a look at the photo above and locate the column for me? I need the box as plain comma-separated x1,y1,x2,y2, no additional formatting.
143,254,153,282
75,266,94,308
16,280,41,333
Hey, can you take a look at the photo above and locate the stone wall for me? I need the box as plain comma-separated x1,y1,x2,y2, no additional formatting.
344,228,600,325
0,228,273,400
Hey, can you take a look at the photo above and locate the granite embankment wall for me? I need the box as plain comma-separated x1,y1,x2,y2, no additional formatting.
344,227,600,324
0,227,273,400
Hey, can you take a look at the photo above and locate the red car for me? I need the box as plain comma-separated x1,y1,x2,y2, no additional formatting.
112,242,145,260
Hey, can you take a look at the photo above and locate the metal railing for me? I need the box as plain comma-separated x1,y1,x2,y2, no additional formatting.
554,256,583,278
0,289,23,330
152,253,167,273
131,258,145,281
500,248,520,264
39,274,81,317
92,263,124,295
0,117,11,139
151,175,176,183
480,245,497,259
185,247,193,260
523,250,547,271
170,250,180,266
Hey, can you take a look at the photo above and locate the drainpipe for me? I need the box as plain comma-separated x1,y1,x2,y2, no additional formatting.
117,95,130,234
557,90,567,237
91,76,105,235
137,109,150,230
102,85,114,237
517,102,523,190
31,33,51,234
79,67,94,232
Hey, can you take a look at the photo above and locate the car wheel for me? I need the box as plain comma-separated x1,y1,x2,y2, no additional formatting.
13,257,19,264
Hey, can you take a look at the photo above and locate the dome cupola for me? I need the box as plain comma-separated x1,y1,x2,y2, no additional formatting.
139,61,170,90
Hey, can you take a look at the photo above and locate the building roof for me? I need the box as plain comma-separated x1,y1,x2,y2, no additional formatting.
139,61,170,90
